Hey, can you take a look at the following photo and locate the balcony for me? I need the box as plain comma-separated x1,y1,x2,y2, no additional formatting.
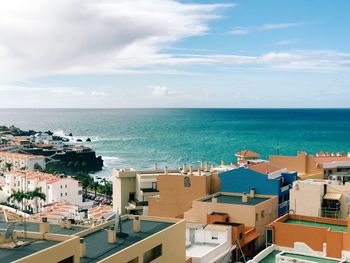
128,199,148,207
280,184,291,194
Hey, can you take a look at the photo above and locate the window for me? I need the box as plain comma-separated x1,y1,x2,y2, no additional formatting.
65,184,67,188
65,193,67,196
61,193,63,197
143,244,162,263
239,233,243,240
256,213,259,221
261,210,265,218
61,185,63,189
128,258,138,263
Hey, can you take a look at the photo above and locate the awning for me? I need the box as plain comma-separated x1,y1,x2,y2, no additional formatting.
324,193,342,200
244,229,261,244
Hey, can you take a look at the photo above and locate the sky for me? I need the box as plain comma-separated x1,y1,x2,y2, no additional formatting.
0,0,349,108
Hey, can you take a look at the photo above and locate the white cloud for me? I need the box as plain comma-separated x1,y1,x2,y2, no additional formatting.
229,22,308,35
0,0,231,82
151,85,175,97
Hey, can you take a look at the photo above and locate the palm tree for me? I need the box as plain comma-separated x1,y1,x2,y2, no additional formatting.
5,162,13,172
7,189,27,211
92,181,99,198
27,187,46,213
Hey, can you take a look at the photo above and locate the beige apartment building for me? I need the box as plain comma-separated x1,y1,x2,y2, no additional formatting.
269,151,350,179
290,179,350,219
184,191,279,248
0,212,186,263
113,163,235,216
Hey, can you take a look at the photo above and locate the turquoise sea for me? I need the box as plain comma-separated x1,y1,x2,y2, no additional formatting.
1,109,350,178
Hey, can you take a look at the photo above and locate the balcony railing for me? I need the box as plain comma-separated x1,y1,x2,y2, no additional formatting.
129,199,148,207
140,187,159,193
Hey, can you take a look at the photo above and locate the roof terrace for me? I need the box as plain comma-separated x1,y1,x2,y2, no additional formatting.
202,193,270,206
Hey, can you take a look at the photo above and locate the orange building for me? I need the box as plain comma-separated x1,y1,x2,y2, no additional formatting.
147,163,235,218
268,213,350,259
269,151,350,179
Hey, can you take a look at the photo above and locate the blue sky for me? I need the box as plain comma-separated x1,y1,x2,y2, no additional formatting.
0,0,349,108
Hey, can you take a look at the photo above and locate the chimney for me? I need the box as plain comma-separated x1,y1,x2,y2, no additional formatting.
40,217,49,234
212,197,218,203
198,169,202,176
210,164,215,170
153,163,158,171
182,164,187,173
133,216,141,233
250,188,255,198
164,166,168,175
189,166,193,175
80,238,86,257
66,219,72,229
60,218,66,229
200,161,204,170
242,193,248,203
221,160,225,166
108,225,116,244
204,162,209,172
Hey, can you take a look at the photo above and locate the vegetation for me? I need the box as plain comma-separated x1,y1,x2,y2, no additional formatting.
7,188,46,213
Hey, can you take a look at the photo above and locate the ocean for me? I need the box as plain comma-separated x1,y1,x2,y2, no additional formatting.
1,108,350,178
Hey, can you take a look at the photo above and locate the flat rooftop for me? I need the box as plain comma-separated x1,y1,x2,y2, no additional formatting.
81,219,173,263
0,220,87,235
284,219,348,232
0,239,60,263
186,243,217,258
258,250,343,263
202,194,269,206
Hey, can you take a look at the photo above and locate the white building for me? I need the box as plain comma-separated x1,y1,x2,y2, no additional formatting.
186,223,234,263
4,171,83,213
290,179,350,219
0,152,46,171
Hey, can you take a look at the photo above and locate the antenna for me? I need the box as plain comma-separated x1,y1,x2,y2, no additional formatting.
115,209,128,238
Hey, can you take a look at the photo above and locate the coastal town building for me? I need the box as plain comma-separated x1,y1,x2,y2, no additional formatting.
269,151,350,179
235,150,262,166
289,179,350,219
219,162,298,215
11,136,31,148
4,171,83,212
184,192,279,249
0,211,186,263
0,151,45,171
113,162,236,217
248,244,347,263
185,223,234,263
266,213,350,260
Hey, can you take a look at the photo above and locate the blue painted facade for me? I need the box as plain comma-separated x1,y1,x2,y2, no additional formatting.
219,167,298,215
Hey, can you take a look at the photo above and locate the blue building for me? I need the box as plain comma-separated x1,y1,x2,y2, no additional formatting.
219,162,298,216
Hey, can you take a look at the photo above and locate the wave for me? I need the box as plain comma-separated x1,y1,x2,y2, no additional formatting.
53,130,141,143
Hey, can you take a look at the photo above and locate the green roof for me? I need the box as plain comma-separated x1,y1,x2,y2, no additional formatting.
0,239,59,263
81,219,173,263
285,219,348,232
203,194,269,206
258,250,281,263
281,252,341,263
0,221,86,235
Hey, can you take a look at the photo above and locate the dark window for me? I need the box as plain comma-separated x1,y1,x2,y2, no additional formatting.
58,256,74,263
128,257,138,263
143,244,162,263
239,233,243,240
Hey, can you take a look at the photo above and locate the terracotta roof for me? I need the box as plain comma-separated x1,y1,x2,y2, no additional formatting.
11,137,30,142
249,162,282,174
235,150,260,158
0,151,44,159
315,156,350,164
6,171,75,185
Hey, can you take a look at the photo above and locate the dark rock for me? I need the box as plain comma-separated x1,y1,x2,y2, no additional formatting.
68,133,73,137
86,138,91,142
76,139,82,142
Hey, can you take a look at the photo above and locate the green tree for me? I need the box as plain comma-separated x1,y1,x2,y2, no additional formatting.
7,189,27,211
27,187,46,213
33,163,43,171
73,172,93,193
5,162,13,172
